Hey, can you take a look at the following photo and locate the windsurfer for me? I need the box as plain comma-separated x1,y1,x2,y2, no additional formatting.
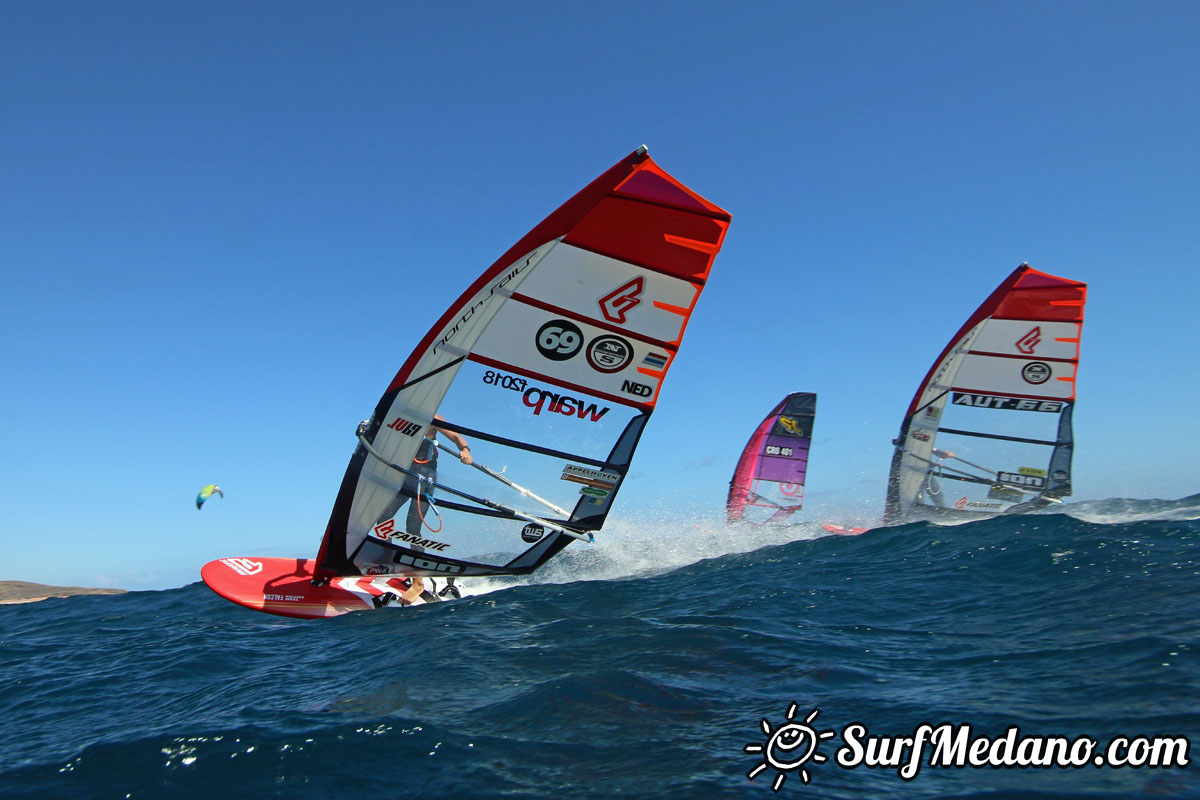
377,414,472,536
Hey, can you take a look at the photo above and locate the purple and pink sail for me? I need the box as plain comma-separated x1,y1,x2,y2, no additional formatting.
727,393,816,524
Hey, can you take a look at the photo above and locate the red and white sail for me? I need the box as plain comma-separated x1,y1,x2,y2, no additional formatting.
315,147,731,580
884,264,1086,524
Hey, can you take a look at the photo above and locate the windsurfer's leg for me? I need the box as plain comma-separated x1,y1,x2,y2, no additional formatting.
405,496,424,534
404,469,436,534
406,494,431,535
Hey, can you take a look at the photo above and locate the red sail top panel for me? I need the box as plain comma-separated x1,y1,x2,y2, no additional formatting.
564,198,728,283
614,161,728,216
993,268,1087,323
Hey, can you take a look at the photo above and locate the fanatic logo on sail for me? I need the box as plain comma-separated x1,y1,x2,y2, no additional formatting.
1015,326,1042,355
598,277,644,323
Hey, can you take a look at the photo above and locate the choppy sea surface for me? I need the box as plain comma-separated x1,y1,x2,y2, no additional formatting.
3,496,1199,799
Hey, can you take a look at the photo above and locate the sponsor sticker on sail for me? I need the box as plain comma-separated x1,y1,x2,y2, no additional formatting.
561,464,622,489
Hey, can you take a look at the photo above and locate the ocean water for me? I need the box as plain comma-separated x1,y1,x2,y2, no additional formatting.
2,498,1199,799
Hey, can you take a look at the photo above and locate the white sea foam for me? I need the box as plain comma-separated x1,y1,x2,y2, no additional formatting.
455,509,832,597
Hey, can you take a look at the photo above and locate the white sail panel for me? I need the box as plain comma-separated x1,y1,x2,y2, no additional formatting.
968,319,1083,361
951,353,1078,399
469,299,672,405
509,243,702,344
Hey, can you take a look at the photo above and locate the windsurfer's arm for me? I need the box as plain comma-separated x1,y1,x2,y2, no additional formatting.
431,414,473,465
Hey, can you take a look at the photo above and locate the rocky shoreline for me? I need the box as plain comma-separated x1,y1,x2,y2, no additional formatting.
0,581,126,605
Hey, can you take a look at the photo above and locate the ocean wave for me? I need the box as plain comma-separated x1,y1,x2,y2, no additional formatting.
2,497,1198,798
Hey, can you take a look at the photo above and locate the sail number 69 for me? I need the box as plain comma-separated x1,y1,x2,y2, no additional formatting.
535,319,584,361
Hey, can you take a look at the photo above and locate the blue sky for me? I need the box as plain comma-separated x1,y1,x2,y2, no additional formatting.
3,1,1198,590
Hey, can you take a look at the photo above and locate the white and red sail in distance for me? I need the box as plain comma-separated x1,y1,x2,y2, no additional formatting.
884,264,1087,524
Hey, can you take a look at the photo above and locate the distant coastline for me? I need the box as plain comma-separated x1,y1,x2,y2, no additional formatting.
0,581,125,605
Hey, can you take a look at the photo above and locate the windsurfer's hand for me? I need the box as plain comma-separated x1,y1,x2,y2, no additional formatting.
460,447,473,466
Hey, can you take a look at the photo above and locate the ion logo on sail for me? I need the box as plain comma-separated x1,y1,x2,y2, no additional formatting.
598,276,644,323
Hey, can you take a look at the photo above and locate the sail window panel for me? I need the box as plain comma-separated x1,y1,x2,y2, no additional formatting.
344,363,471,545
939,398,1065,446
438,359,638,464
354,510,531,570
970,319,1082,361
781,394,817,417
351,359,641,568
928,428,1058,504
738,482,807,523
469,300,670,406
511,243,701,343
